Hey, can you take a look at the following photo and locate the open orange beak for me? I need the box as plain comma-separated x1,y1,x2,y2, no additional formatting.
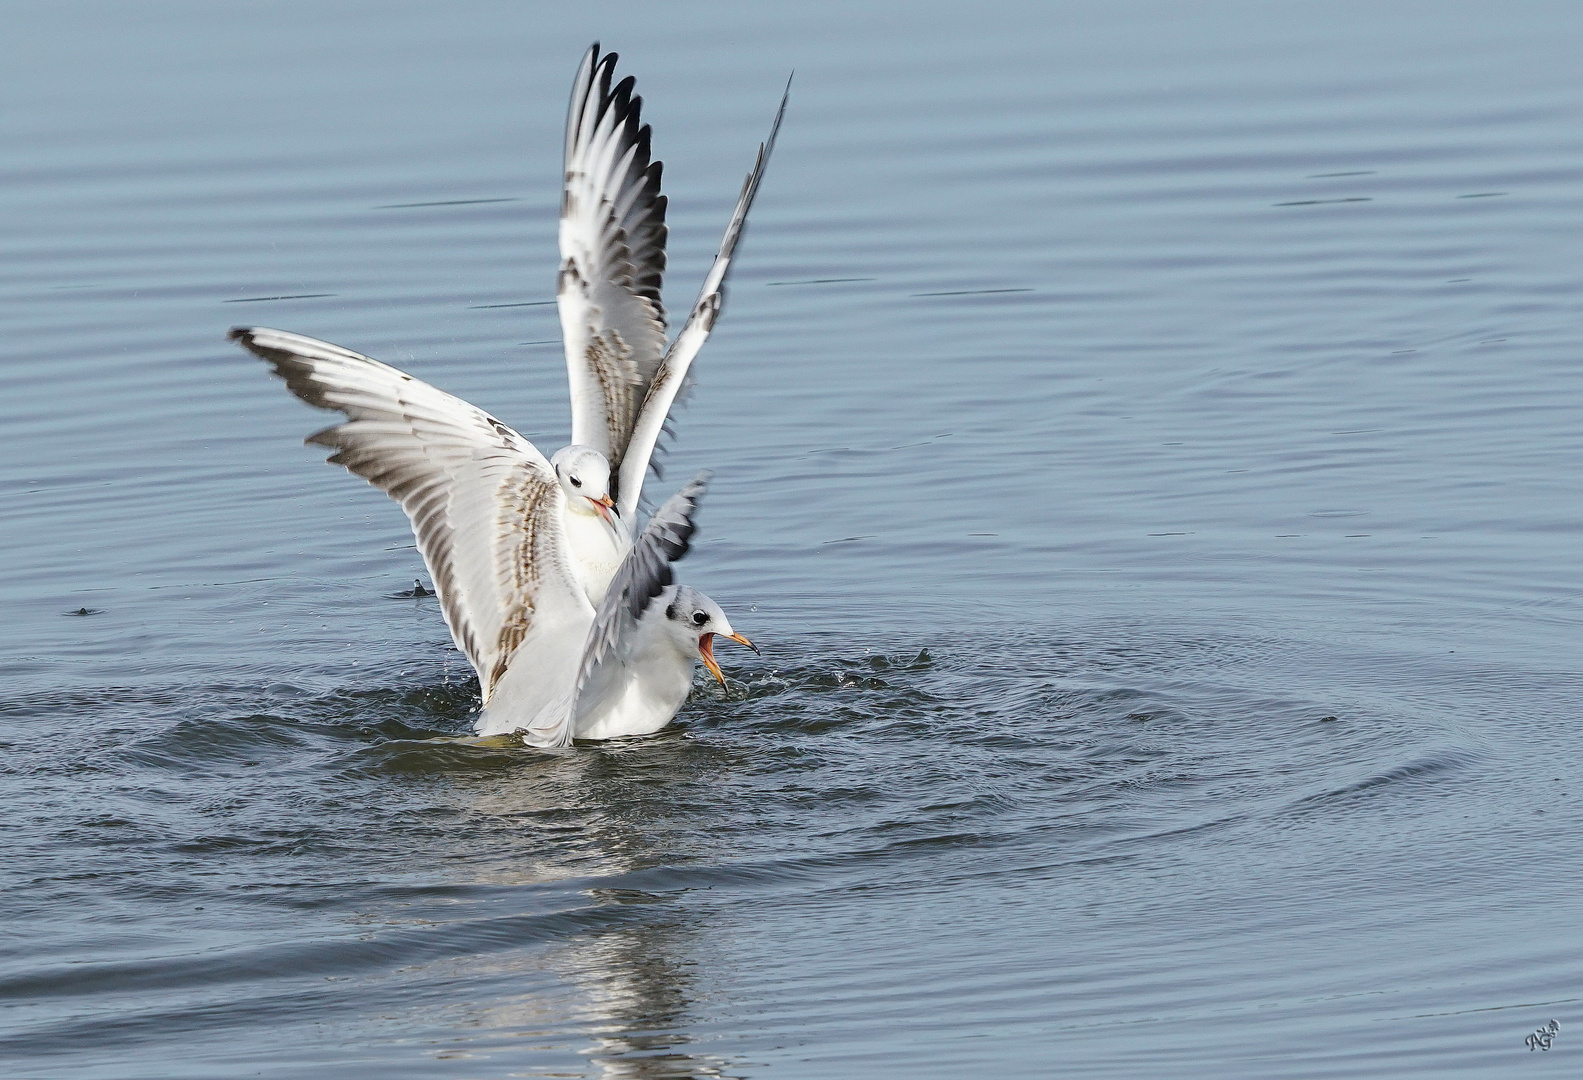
698,631,758,686
590,493,617,525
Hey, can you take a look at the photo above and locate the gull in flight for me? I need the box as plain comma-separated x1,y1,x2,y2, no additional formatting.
229,43,784,745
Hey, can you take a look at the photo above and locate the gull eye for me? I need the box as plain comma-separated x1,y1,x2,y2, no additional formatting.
692,611,708,626
570,476,582,488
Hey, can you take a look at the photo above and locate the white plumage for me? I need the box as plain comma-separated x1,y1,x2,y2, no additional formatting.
232,329,755,745
231,44,784,744
556,42,788,529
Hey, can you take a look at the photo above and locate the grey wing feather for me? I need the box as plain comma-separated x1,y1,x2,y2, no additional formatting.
559,43,671,497
230,326,591,705
615,76,789,522
570,471,711,708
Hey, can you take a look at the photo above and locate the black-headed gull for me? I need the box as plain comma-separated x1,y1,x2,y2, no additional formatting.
231,327,755,745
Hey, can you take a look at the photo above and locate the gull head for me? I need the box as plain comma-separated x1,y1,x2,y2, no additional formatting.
664,584,758,686
551,444,617,524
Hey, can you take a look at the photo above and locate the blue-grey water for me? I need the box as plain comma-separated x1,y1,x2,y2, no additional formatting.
4,1,1582,1076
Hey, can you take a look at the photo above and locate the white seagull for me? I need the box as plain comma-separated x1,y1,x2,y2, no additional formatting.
229,44,788,744
230,326,757,746
553,43,786,598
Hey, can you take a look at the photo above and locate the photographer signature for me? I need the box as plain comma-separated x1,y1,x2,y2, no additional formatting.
1525,1019,1560,1051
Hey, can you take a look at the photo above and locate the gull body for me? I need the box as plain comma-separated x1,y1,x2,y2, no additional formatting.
230,44,785,744
483,585,749,740
561,500,624,607
568,586,743,741
232,328,755,745
551,445,625,606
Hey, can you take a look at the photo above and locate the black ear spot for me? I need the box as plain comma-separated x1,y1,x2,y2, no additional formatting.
665,602,678,620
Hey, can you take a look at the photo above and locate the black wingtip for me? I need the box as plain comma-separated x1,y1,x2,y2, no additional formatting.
228,326,250,342
766,77,791,157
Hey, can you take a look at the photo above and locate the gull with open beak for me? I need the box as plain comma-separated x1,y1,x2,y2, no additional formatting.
502,578,762,743
228,43,785,742
689,593,761,689
473,474,762,743
232,327,758,745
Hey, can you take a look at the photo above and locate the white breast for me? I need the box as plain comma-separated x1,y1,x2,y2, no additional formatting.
561,505,628,606
572,617,698,740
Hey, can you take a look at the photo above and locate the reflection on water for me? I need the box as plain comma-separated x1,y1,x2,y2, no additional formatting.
445,755,729,1078
557,926,719,1079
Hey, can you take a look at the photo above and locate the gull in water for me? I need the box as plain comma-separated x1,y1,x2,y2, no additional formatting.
549,43,786,603
231,327,757,745
225,41,786,745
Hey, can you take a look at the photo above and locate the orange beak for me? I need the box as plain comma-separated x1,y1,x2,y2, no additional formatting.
590,493,617,525
698,634,725,685
698,631,758,687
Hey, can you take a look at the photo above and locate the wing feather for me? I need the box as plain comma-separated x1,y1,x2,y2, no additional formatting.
485,473,708,748
231,326,593,704
568,471,711,724
615,78,789,522
558,43,670,497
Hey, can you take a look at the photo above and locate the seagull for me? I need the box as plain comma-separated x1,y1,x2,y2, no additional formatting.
553,43,787,584
481,476,758,743
230,327,756,745
227,44,785,743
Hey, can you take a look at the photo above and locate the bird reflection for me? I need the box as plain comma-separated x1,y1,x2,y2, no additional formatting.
450,731,750,1079
563,926,743,1079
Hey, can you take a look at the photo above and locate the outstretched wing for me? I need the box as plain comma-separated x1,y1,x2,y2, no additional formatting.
614,78,788,523
558,43,670,500
231,326,594,704
573,471,710,705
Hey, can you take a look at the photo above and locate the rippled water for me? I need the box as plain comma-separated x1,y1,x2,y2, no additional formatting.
5,2,1583,1076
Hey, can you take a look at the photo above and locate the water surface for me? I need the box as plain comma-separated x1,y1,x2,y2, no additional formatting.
4,1,1583,1076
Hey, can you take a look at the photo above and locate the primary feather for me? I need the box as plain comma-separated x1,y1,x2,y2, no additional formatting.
558,44,671,503
558,44,789,525
230,326,594,705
